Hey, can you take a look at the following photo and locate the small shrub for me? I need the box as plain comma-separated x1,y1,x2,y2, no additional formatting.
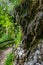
4,53,14,65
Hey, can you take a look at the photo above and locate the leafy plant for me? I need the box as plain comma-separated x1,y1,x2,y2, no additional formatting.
4,53,14,65
0,0,22,49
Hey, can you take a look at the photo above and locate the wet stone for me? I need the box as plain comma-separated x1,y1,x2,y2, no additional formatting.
35,50,41,55
36,63,41,65
41,62,43,65
14,42,43,65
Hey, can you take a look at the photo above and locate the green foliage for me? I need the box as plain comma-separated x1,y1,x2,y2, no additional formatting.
0,0,22,12
0,3,14,44
0,0,22,49
0,0,22,65
14,25,22,48
4,53,14,65
11,0,22,6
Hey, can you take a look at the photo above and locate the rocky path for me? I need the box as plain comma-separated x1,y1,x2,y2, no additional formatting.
0,47,12,65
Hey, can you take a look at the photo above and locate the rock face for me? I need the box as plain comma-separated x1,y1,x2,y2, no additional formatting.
14,41,43,65
13,10,43,65
13,12,43,64
24,43,43,65
13,0,43,65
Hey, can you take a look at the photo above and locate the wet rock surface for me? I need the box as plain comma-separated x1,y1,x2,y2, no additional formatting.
13,11,43,65
14,41,43,65
13,0,43,65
